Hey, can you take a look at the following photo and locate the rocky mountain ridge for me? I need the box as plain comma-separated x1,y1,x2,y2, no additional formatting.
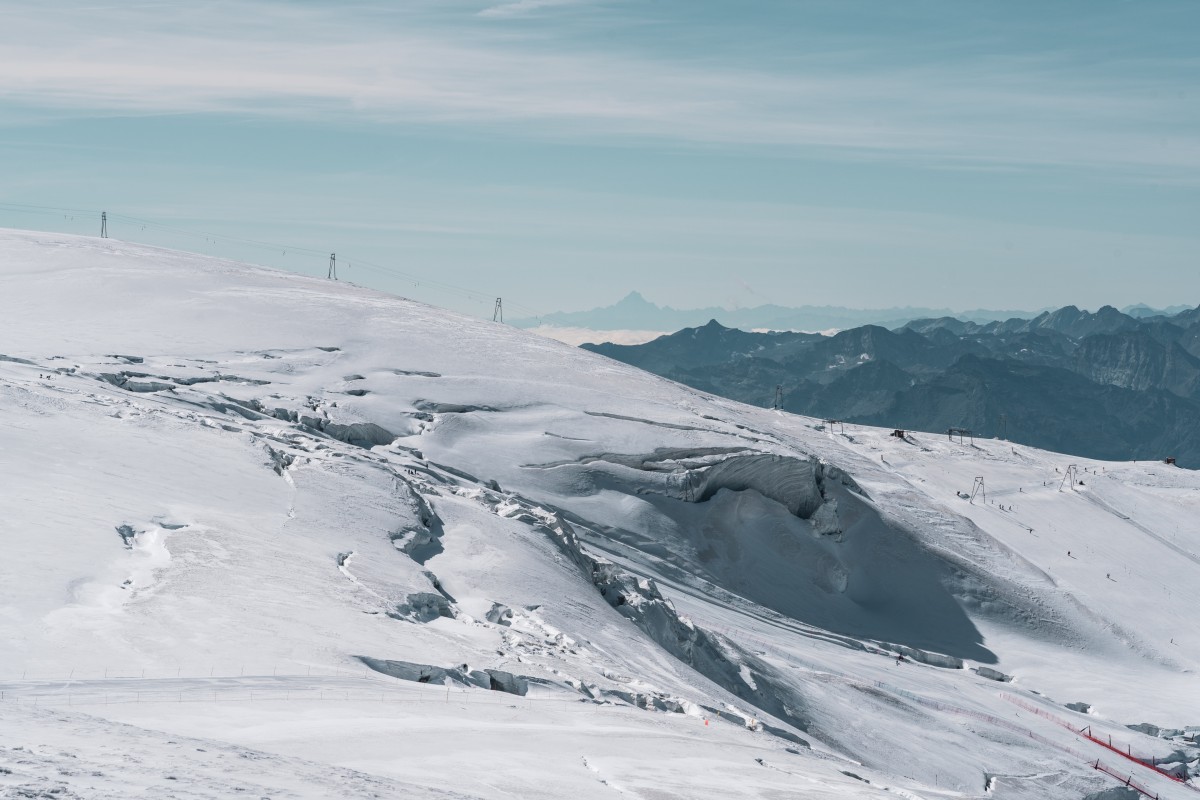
583,304,1200,466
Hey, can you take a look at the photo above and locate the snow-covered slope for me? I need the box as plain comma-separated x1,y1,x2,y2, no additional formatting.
2,229,1198,799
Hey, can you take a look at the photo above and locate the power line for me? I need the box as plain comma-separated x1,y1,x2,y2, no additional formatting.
0,200,544,319
0,201,100,216
108,212,328,258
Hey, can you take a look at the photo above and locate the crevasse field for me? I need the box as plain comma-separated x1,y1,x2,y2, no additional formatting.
1,229,1198,799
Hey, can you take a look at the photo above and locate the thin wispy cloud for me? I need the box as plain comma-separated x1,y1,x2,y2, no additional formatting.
0,0,1196,177
478,0,586,18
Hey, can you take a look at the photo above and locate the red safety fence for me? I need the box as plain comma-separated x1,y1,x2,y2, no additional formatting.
860,683,1195,797
878,681,1091,759
876,683,1194,796
1094,759,1165,799
1001,693,1196,791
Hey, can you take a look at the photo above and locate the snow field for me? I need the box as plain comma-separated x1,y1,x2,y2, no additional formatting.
2,229,1199,798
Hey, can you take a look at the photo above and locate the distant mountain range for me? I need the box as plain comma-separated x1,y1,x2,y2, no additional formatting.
582,304,1200,467
514,291,1192,334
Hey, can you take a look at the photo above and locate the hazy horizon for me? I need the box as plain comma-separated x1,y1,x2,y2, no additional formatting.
2,1,1197,318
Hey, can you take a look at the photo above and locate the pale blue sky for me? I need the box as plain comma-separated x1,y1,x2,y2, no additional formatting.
1,0,1197,318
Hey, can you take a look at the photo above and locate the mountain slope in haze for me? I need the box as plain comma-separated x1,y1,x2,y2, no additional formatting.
514,290,1042,333
2,229,1199,799
585,307,1200,466
521,293,1187,338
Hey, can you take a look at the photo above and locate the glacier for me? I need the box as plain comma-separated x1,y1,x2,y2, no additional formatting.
1,229,1198,799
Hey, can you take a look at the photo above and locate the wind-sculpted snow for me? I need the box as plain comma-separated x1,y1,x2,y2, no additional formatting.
358,657,528,695
520,444,994,661
388,484,446,564
391,591,457,622
534,510,816,743
690,453,828,517
323,421,396,449
4,230,1200,799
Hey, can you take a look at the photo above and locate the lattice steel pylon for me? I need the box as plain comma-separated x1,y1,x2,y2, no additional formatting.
949,427,974,445
1060,464,1079,491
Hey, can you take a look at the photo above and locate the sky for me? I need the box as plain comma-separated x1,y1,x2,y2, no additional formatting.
1,0,1197,320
